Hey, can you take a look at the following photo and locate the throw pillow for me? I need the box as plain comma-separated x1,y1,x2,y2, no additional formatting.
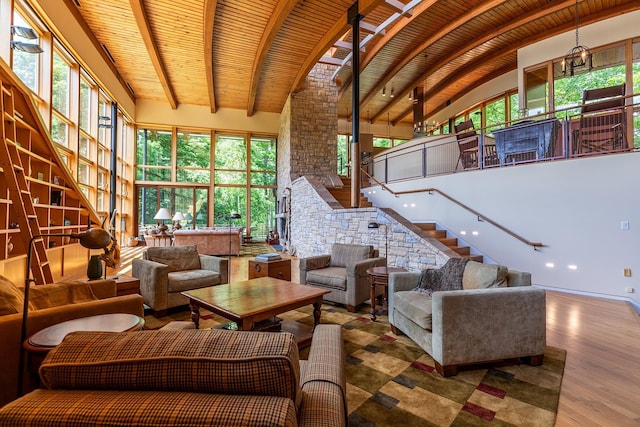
147,245,201,272
462,261,508,289
0,275,24,315
414,258,469,296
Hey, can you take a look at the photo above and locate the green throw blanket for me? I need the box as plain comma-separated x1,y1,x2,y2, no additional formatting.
414,258,469,296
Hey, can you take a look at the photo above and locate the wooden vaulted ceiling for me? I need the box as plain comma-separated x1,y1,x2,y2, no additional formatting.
67,0,640,125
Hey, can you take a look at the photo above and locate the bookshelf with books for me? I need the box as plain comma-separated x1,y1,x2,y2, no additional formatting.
0,59,102,284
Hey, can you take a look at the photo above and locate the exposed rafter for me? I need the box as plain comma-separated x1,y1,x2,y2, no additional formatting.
290,0,387,94
247,0,299,117
49,0,135,106
129,0,177,109
204,0,217,113
381,1,638,125
343,0,507,104
369,0,579,123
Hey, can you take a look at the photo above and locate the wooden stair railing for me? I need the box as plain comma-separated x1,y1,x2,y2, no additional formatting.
361,167,543,249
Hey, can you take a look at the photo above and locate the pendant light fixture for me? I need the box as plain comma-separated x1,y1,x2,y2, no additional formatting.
562,0,592,76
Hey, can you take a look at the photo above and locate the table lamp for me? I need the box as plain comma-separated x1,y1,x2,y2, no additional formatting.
172,212,185,230
19,227,112,395
154,208,172,235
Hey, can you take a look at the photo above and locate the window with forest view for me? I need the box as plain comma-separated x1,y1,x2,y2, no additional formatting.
11,11,40,93
136,129,172,181
136,129,277,239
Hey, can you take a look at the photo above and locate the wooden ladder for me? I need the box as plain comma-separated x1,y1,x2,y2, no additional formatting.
0,83,53,284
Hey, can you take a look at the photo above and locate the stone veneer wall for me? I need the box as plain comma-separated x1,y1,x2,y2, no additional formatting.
290,176,450,271
277,63,338,198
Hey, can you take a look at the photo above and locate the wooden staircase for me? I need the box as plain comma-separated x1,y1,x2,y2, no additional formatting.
327,177,373,208
414,223,483,262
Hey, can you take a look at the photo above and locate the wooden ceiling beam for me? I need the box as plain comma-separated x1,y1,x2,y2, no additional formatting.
129,0,178,109
378,1,640,125
369,0,576,123
290,0,386,94
338,0,437,97
204,0,217,113
47,0,136,107
247,0,299,117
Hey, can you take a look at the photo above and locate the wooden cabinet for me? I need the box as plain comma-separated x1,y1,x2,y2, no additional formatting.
248,259,291,281
0,59,102,284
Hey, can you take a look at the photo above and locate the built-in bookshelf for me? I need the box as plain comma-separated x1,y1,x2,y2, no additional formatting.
0,58,102,284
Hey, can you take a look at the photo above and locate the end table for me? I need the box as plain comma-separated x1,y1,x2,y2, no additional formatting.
367,266,407,321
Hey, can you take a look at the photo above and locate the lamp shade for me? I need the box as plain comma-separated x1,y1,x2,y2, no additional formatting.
173,212,186,221
154,208,172,221
368,222,380,229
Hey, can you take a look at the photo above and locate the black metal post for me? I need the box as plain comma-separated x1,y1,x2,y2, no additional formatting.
349,2,362,208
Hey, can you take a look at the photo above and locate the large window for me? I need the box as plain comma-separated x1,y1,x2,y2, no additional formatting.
553,44,626,115
136,129,277,239
136,129,172,181
177,130,211,183
11,10,40,93
51,50,71,147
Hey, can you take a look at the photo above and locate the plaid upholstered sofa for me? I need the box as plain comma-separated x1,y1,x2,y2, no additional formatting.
0,325,346,427
299,243,386,312
388,260,546,376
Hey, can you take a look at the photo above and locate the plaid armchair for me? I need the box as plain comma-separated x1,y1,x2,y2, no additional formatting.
299,243,386,312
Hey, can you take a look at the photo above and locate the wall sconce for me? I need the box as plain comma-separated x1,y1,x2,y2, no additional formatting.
10,41,43,54
11,25,38,39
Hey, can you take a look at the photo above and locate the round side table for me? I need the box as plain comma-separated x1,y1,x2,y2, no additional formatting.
23,313,145,373
366,266,407,321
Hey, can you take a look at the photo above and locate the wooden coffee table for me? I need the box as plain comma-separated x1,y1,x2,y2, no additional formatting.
182,277,330,348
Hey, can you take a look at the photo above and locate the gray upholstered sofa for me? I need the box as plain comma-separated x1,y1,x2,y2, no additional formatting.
299,243,386,312
388,260,546,376
132,245,228,316
0,325,346,427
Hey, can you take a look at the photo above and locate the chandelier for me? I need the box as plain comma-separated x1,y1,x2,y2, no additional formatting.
562,0,592,76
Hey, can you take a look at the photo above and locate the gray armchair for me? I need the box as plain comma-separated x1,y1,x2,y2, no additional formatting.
299,243,386,312
132,245,228,317
388,260,546,376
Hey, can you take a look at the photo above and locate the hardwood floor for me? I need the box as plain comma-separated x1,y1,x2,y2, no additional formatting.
113,247,640,426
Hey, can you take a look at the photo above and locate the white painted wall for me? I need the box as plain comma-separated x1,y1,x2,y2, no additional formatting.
365,152,640,308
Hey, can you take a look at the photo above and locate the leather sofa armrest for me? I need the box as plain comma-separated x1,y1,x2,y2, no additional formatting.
199,255,229,284
299,255,331,283
132,259,169,310
431,287,546,366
